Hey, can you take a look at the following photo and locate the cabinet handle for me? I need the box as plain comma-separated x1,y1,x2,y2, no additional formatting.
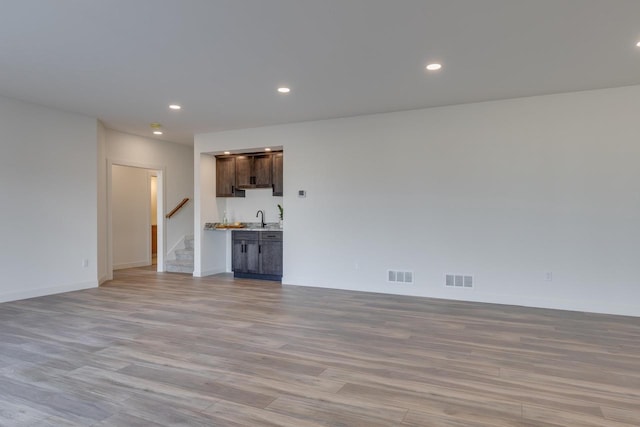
231,185,235,194
259,245,261,254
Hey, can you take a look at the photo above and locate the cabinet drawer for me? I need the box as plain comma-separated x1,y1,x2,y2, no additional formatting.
260,232,282,241
232,231,259,241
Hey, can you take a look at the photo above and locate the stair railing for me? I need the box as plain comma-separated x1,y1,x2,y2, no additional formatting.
166,197,190,219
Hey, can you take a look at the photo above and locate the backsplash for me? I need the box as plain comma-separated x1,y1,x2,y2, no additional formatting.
221,188,283,223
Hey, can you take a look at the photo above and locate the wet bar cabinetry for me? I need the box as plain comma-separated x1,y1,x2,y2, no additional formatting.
272,152,283,197
236,154,272,189
216,151,283,197
232,230,282,281
216,156,243,197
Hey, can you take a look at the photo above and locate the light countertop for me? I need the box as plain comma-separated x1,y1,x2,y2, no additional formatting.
204,222,282,231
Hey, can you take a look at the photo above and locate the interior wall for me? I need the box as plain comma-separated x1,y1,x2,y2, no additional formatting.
0,95,98,302
196,85,640,317
105,129,194,267
97,120,108,283
111,165,150,269
194,153,223,276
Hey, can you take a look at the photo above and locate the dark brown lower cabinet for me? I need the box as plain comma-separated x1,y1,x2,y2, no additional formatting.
232,236,259,274
232,231,282,281
259,236,283,277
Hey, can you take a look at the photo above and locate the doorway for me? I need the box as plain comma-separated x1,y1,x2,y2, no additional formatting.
107,160,165,280
150,175,158,265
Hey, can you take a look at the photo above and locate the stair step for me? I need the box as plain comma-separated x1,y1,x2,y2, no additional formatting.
175,248,194,261
165,259,194,274
184,235,194,250
166,235,195,273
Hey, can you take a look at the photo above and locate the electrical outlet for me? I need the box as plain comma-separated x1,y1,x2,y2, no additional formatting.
545,272,553,282
83,259,89,268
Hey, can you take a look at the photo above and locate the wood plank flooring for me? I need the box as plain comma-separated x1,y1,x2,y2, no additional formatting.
1,267,639,426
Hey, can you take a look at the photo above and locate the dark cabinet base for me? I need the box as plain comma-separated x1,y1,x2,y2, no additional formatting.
232,230,282,282
233,272,282,282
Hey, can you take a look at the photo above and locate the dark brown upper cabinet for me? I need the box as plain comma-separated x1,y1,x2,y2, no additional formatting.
216,156,244,198
216,151,282,197
236,154,272,189
272,152,283,196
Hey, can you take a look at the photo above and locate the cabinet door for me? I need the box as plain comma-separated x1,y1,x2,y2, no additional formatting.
272,152,283,196
216,157,236,197
232,240,246,272
235,155,252,188
246,241,260,273
260,241,283,276
253,154,273,188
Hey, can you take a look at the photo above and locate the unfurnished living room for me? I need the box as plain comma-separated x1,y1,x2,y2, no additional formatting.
1,1,640,426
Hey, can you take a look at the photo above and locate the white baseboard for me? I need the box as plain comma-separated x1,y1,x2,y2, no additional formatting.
0,281,98,304
113,260,150,270
194,268,227,277
281,276,640,318
98,275,109,285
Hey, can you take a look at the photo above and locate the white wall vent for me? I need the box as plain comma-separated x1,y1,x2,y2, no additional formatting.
388,270,414,284
446,274,473,288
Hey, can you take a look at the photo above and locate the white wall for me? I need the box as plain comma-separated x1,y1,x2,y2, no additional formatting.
224,189,283,224
97,121,108,283
195,153,227,276
0,95,98,302
111,165,151,269
104,129,193,273
196,85,640,317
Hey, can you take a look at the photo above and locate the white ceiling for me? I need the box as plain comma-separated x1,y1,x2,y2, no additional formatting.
1,0,640,145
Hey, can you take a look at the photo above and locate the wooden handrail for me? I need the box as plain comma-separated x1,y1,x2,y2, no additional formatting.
166,197,189,219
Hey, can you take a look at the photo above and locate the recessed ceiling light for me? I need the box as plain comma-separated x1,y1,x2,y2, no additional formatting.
224,151,231,155
169,104,181,110
426,63,442,71
153,130,163,135
265,148,272,152
277,87,291,94
636,41,640,47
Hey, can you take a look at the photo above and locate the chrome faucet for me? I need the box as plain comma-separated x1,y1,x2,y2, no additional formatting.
256,210,266,228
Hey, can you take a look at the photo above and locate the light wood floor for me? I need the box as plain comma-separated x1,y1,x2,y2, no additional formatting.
1,267,639,426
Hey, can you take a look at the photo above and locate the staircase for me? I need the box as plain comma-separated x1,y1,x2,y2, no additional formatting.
166,235,194,274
